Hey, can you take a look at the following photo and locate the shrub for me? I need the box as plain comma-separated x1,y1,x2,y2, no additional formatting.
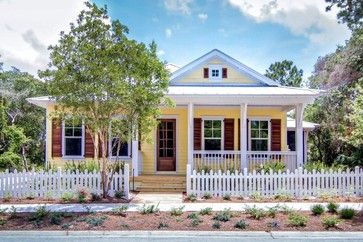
187,194,197,202
28,205,49,227
3,192,11,202
311,204,325,216
304,162,346,173
203,192,212,199
114,191,124,199
327,202,339,214
85,216,107,227
257,161,285,173
212,221,221,229
245,206,266,220
213,209,232,222
196,165,212,174
60,191,73,203
199,207,213,216
267,206,279,218
112,205,128,216
26,193,35,200
44,191,53,201
91,193,101,202
170,206,184,216
64,160,100,173
0,218,7,226
279,205,294,215
187,212,199,220
234,219,248,229
273,193,292,202
9,206,18,219
61,223,72,230
250,192,262,201
339,207,355,219
222,194,231,201
322,216,340,229
158,221,168,229
288,213,308,227
77,188,88,203
49,212,63,225
139,203,160,214
190,218,200,227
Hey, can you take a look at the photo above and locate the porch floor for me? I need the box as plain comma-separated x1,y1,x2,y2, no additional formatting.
132,175,186,192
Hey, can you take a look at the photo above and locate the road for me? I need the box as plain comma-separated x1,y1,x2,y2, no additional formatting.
0,231,363,242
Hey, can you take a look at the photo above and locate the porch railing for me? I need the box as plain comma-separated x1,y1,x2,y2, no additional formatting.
192,150,297,172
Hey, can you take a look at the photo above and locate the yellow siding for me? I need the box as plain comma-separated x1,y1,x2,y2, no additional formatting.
177,58,256,84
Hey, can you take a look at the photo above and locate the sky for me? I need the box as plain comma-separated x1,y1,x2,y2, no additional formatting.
0,0,351,82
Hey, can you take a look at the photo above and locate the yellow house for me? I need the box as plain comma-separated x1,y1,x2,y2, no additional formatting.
28,49,322,191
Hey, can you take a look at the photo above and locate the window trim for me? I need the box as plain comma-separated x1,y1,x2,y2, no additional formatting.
61,120,85,159
201,116,224,150
208,65,222,81
248,117,271,151
108,122,131,160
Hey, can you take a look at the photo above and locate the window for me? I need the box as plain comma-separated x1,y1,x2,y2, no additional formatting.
203,120,222,150
209,65,222,81
109,120,130,158
63,120,84,157
211,69,220,77
110,137,129,158
250,120,269,151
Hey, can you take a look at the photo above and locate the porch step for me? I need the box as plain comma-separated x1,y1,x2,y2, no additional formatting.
131,175,186,192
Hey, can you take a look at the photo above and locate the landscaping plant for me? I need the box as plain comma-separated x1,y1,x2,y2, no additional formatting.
112,205,128,216
170,206,184,216
326,202,339,214
287,213,308,227
187,193,197,202
311,204,325,216
158,221,168,229
77,188,88,203
187,212,199,220
60,191,73,203
245,206,266,220
199,207,213,216
203,192,212,199
322,216,340,229
339,207,355,219
114,191,124,199
234,219,249,229
213,209,232,222
139,203,160,214
222,193,231,201
212,221,221,229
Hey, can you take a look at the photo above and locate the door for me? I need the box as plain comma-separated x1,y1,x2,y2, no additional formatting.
157,119,176,172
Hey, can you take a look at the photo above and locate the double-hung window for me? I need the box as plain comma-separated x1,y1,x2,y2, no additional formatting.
109,120,130,159
203,119,223,150
63,120,84,158
250,120,269,151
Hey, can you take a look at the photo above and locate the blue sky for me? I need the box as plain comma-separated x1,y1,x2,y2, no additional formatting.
92,0,351,82
0,0,351,82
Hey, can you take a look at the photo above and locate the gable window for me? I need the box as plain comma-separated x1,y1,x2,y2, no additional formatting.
211,69,220,77
109,121,130,159
250,119,269,151
63,120,84,158
203,119,223,150
208,65,222,81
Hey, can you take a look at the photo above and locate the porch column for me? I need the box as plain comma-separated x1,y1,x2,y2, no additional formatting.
295,103,305,167
132,129,139,177
240,103,248,169
187,102,194,164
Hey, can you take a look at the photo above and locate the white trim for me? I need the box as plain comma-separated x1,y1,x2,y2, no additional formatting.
208,65,222,82
248,117,271,152
201,117,224,151
61,120,85,159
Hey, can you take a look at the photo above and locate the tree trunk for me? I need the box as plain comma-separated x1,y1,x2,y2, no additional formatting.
21,145,28,171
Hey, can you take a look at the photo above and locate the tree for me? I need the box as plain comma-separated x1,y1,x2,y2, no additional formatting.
325,0,363,30
41,2,170,197
265,60,303,87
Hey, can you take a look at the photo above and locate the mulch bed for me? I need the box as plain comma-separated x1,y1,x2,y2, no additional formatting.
0,210,362,231
0,197,130,204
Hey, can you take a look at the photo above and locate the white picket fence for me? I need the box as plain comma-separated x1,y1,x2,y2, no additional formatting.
0,164,129,199
186,164,363,198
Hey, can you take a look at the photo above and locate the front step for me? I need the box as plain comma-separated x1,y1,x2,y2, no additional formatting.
131,175,186,192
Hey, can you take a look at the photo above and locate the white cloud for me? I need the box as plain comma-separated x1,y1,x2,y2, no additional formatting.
157,50,165,56
0,0,85,76
164,0,193,15
165,28,173,38
197,13,208,22
226,0,350,46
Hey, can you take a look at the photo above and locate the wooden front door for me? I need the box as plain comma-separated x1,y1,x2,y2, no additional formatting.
157,119,176,172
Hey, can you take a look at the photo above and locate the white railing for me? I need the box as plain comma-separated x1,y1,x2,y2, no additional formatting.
192,150,297,172
0,164,129,199
247,151,297,171
186,165,363,198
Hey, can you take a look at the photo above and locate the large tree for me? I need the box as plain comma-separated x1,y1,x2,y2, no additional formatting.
325,0,363,30
265,60,303,87
41,2,169,197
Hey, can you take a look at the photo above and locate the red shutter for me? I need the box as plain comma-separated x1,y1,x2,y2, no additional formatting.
84,127,94,158
193,118,202,150
238,119,248,150
224,119,234,150
271,119,281,151
222,68,227,78
203,68,209,78
51,119,62,157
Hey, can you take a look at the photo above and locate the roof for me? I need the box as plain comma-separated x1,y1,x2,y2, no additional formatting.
287,117,319,130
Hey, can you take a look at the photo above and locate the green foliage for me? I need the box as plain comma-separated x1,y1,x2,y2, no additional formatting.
325,0,363,30
49,212,63,225
245,206,266,220
202,192,211,199
187,194,197,202
213,208,232,222
222,193,231,200
199,207,213,216
138,203,160,214
258,161,286,173
190,218,200,227
8,206,18,219
60,191,74,203
265,60,303,87
3,192,11,202
64,160,100,173
112,205,128,216
234,219,249,229
272,193,292,202
288,213,308,227
322,216,340,229
327,202,339,213
267,206,279,218
170,206,184,216
212,221,221,229
28,205,49,227
114,191,124,199
91,193,101,201
339,207,355,219
304,162,347,172
250,192,263,201
279,205,294,215
85,216,107,227
77,188,88,203
187,212,199,220
311,204,325,216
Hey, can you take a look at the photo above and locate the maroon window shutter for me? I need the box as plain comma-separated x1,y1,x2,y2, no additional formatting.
271,119,281,151
51,119,62,157
84,127,94,158
203,68,209,78
224,119,234,150
238,119,249,150
193,118,202,150
222,68,227,78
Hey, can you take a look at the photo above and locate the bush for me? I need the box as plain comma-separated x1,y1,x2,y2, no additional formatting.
339,207,355,219
279,205,294,215
322,216,340,229
187,212,199,220
199,207,213,215
77,188,88,203
222,194,231,201
64,160,100,173
3,192,12,202
28,205,50,227
190,218,200,227
212,221,221,229
250,192,262,201
139,203,160,214
112,205,128,216
91,193,101,202
267,206,279,218
187,194,197,202
311,204,325,216
8,206,18,219
170,206,184,216
273,193,292,202
114,191,124,199
49,212,63,225
213,209,232,222
304,162,346,173
245,206,266,220
288,213,308,227
327,202,339,214
85,216,107,227
257,161,285,173
60,191,73,203
203,192,212,199
234,219,248,229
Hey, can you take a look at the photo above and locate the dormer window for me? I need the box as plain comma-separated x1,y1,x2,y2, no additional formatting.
211,69,220,77
208,65,222,81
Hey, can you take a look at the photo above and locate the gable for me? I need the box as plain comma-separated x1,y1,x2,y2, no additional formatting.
169,49,279,87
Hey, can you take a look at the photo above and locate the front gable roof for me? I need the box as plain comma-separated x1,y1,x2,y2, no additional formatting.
169,49,280,87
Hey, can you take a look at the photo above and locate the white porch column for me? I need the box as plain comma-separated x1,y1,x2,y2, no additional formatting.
187,102,194,164
240,103,248,169
295,103,305,167
132,129,139,176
